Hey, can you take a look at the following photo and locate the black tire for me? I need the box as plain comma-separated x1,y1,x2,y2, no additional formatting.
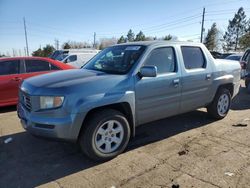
79,109,130,161
207,88,231,119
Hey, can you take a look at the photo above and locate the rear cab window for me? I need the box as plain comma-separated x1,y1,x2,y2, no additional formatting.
181,46,206,69
0,60,20,76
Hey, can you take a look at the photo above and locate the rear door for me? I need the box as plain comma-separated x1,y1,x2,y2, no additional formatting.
180,46,213,113
21,59,52,80
0,60,21,105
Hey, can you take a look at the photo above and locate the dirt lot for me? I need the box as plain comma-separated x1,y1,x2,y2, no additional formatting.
0,84,250,188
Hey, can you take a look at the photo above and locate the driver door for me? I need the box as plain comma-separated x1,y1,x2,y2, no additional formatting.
135,46,181,125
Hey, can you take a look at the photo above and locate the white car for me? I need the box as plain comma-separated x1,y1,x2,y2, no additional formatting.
50,49,100,68
62,53,98,68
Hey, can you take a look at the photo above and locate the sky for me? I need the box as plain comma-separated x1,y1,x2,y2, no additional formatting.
0,0,249,55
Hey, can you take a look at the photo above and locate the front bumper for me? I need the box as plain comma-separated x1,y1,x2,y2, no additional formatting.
17,104,84,142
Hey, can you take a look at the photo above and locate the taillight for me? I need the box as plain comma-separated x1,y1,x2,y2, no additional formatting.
240,61,246,69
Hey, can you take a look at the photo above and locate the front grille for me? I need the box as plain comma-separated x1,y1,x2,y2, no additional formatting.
22,92,32,111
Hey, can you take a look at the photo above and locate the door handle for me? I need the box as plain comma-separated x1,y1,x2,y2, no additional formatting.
11,77,22,81
173,79,180,87
206,74,211,80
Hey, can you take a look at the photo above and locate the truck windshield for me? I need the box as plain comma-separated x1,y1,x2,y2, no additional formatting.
84,45,146,74
56,54,68,61
49,50,69,60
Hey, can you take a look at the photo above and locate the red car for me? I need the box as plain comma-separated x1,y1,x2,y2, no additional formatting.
0,57,74,107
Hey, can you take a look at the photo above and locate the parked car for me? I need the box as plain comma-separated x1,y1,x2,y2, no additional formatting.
62,53,98,68
224,53,243,61
0,57,74,107
50,49,100,68
224,53,244,78
241,48,250,89
220,52,234,59
18,41,241,161
210,51,222,59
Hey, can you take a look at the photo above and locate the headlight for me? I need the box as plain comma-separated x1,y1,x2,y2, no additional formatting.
39,96,64,109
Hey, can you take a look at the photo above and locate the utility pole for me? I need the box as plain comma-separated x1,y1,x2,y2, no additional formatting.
200,7,205,43
23,17,29,56
93,32,96,49
24,47,26,56
54,39,59,50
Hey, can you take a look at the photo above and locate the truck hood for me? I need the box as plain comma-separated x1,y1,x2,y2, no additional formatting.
21,69,129,95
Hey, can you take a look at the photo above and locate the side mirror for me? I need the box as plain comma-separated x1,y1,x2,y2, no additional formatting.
63,58,68,64
139,66,157,77
65,57,73,64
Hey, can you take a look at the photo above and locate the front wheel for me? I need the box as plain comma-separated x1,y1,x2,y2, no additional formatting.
207,88,231,119
79,109,130,161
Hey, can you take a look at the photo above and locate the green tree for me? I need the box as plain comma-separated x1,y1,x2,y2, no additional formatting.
98,37,117,50
127,29,135,42
99,43,104,50
164,34,172,41
32,48,43,57
135,31,146,41
239,32,250,50
32,45,55,57
223,7,248,51
63,42,71,49
204,23,218,51
117,35,126,44
43,45,55,57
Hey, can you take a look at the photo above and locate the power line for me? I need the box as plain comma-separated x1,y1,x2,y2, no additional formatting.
206,7,250,13
97,14,202,36
145,21,200,35
1,0,246,49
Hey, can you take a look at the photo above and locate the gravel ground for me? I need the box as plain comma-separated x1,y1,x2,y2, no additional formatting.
0,84,249,188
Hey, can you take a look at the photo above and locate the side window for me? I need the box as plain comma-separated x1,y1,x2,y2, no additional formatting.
0,60,20,75
181,47,206,69
68,55,77,62
50,64,60,70
25,60,50,73
144,47,176,74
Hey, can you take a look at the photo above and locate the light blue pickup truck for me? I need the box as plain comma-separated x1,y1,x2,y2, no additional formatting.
18,41,241,161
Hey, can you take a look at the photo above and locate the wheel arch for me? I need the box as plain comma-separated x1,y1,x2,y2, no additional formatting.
217,83,234,97
77,102,135,141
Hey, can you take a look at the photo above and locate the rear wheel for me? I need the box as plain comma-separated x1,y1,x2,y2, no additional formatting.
79,109,130,161
207,88,231,119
